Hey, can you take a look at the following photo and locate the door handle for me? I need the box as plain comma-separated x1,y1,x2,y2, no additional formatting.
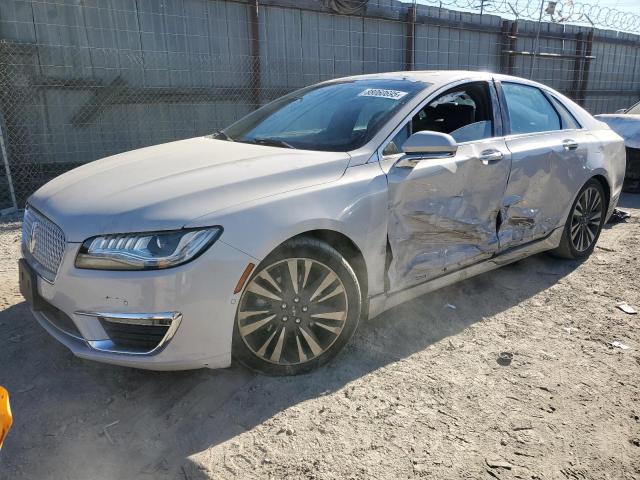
562,139,579,150
479,149,503,165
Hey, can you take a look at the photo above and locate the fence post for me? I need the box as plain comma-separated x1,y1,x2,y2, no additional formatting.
249,0,261,109
499,20,510,73
569,31,585,101
405,4,416,71
577,30,594,107
0,116,18,214
500,21,518,75
0,41,18,214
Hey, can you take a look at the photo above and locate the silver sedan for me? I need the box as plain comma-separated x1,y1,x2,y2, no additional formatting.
20,71,625,375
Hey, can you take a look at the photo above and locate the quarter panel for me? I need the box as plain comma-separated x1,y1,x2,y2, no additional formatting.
587,128,626,214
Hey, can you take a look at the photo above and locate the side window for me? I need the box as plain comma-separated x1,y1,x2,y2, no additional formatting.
383,124,410,156
382,81,495,156
547,94,581,130
502,83,560,135
413,83,494,143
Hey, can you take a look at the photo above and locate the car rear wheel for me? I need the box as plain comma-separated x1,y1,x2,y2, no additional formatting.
233,237,362,375
551,179,606,259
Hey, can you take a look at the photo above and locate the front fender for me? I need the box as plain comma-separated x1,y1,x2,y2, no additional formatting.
185,163,390,298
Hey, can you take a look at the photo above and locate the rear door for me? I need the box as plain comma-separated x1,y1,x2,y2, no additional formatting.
382,81,511,293
497,81,592,249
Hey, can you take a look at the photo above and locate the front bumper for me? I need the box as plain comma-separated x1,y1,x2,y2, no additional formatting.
24,239,256,370
77,311,183,355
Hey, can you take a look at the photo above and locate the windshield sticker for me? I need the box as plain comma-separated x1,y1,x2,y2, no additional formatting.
358,88,408,100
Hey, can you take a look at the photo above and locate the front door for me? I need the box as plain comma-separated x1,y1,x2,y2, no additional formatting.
382,81,511,293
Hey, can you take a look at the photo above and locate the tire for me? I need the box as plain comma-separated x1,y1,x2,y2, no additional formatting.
232,237,362,375
551,179,606,259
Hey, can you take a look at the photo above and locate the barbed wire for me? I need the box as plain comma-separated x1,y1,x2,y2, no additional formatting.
411,0,640,33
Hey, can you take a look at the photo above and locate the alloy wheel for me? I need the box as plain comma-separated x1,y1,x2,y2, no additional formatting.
570,186,603,252
237,258,349,366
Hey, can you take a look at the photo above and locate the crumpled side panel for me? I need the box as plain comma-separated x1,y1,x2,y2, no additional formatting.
498,195,555,248
387,194,497,291
386,142,510,293
499,132,590,249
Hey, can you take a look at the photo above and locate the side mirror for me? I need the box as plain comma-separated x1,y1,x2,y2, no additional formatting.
615,108,627,114
396,131,457,168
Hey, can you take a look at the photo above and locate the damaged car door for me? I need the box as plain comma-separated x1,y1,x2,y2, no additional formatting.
381,81,511,292
497,81,590,248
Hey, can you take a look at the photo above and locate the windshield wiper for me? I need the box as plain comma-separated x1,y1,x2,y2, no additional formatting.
250,137,294,149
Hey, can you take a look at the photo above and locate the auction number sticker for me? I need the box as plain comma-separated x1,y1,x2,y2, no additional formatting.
358,88,408,100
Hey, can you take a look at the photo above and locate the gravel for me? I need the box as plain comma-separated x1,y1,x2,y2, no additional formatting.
1,197,639,479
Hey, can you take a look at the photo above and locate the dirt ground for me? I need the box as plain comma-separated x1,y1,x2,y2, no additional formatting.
0,196,639,480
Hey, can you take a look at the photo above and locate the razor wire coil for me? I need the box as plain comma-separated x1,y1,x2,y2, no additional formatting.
410,0,640,32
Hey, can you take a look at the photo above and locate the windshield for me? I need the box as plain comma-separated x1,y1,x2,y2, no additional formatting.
218,79,428,152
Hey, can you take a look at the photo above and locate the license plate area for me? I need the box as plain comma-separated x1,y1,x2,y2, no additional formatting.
19,259,46,311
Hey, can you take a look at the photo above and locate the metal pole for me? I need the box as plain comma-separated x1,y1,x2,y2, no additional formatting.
529,0,545,79
569,31,585,101
577,29,594,107
0,38,18,214
405,3,416,71
0,119,18,213
249,0,261,109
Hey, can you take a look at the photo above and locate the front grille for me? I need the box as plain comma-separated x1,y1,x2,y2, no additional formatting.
99,320,170,352
22,207,66,282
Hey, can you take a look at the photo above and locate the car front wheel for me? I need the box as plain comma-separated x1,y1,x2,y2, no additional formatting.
233,237,362,375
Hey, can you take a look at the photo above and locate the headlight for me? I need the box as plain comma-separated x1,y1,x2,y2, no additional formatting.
75,227,222,270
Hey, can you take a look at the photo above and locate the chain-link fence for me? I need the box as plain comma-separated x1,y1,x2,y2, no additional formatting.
0,0,639,211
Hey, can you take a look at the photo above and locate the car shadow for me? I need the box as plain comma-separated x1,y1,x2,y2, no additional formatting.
0,251,582,479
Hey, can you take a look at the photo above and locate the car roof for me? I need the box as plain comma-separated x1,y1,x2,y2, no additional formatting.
333,70,546,90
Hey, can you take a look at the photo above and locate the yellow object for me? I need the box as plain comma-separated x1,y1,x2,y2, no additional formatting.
0,386,12,450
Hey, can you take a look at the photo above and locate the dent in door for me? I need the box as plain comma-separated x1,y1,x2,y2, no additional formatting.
498,194,551,246
499,133,588,248
386,153,502,293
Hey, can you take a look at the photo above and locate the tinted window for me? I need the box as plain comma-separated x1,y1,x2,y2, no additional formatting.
412,83,494,143
502,83,560,135
548,95,581,130
221,79,428,152
383,81,494,156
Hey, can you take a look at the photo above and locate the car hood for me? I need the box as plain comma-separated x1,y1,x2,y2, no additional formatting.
594,114,640,149
29,137,351,242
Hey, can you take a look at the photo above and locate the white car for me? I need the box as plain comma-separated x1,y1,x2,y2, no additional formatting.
19,71,625,375
595,100,640,193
